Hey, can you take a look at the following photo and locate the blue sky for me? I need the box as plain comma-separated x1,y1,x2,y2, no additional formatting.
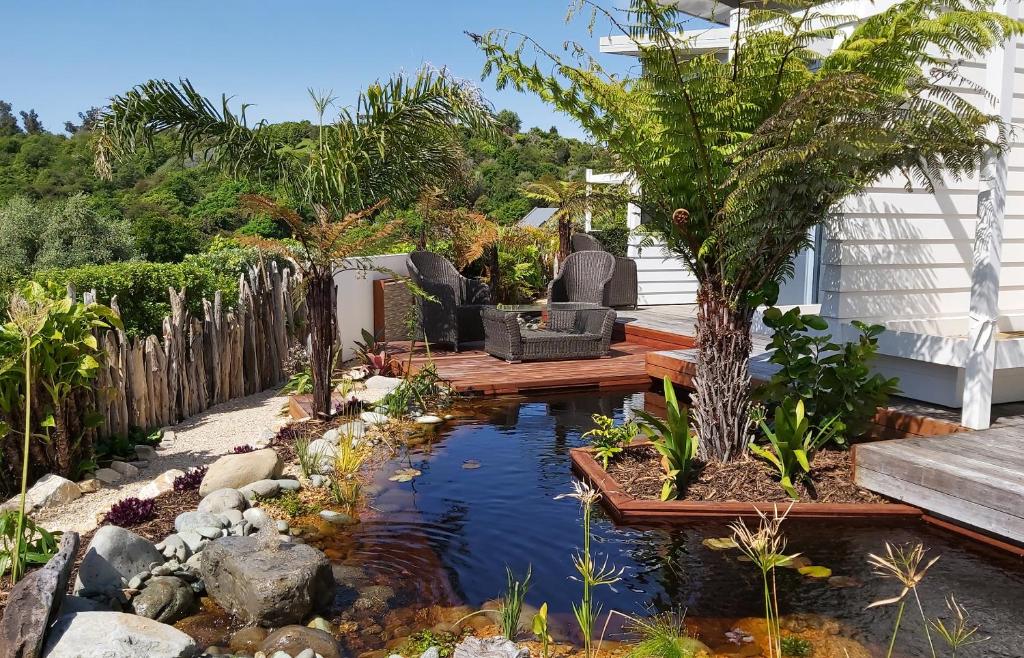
2,1,645,139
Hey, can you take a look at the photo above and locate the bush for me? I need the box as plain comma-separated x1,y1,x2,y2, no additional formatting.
590,226,630,258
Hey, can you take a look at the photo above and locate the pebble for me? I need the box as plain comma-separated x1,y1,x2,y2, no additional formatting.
127,571,150,589
319,510,356,526
307,617,332,633
415,415,443,424
240,479,281,500
310,474,326,488
296,650,316,658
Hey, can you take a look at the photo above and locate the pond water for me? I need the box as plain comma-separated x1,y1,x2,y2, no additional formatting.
316,390,1024,658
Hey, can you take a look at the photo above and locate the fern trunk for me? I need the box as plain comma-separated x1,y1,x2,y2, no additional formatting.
307,271,336,418
692,283,754,461
558,216,572,264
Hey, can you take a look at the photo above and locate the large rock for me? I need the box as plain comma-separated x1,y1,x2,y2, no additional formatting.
201,536,333,626
199,449,282,496
130,576,194,624
1,474,82,513
136,469,185,500
259,626,344,658
453,637,529,658
42,611,199,658
305,439,338,474
0,532,79,658
73,526,163,596
197,488,248,514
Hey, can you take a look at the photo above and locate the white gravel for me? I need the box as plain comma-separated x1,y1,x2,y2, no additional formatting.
35,390,288,535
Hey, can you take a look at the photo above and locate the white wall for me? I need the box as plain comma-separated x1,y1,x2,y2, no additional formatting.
333,253,410,362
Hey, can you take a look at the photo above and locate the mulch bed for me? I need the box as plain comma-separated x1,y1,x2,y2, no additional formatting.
605,444,883,504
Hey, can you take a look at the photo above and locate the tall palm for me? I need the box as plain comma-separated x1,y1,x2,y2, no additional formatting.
96,71,495,416
479,0,1022,459
520,175,625,263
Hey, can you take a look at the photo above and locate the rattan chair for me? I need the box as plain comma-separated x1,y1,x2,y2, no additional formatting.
571,233,638,309
407,251,491,350
547,251,616,307
482,306,616,362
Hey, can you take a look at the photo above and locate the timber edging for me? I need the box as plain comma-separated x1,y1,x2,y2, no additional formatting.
569,444,923,523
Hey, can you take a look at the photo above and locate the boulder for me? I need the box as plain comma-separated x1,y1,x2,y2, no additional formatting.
130,576,194,624
1,474,82,513
259,625,344,658
199,449,282,496
174,511,228,533
94,468,122,484
0,532,78,658
77,479,102,494
42,611,199,658
73,526,163,596
242,508,273,530
453,637,529,658
109,461,139,477
135,445,159,461
201,536,333,626
197,488,248,514
239,479,280,500
137,469,185,500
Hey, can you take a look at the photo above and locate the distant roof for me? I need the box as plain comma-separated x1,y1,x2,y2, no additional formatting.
519,207,558,228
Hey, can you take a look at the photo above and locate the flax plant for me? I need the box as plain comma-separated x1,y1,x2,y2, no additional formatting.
556,481,625,658
867,542,941,658
728,506,798,658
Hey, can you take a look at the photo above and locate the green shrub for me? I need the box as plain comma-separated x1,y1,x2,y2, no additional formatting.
590,226,630,258
757,307,899,444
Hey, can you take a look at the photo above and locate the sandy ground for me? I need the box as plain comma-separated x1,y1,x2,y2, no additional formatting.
34,390,289,535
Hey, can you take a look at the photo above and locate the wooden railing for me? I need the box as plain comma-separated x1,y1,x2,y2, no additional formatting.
77,261,303,437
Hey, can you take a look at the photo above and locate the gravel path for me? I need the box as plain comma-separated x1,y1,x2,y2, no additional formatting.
35,390,288,535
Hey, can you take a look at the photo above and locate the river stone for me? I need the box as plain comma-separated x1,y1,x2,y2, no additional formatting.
135,444,159,461
242,507,273,529
137,469,185,500
229,627,269,654
275,479,301,492
239,479,280,500
57,595,108,616
1,474,82,514
365,375,402,391
259,626,343,658
42,611,199,657
319,510,356,526
175,511,227,533
198,488,248,514
305,439,338,473
453,637,529,658
415,415,443,425
131,576,194,624
201,536,334,626
199,449,283,497
74,526,163,596
421,648,441,658
360,411,389,425
109,460,139,477
0,531,78,658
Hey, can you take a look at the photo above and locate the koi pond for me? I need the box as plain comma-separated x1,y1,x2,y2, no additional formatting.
293,390,1024,658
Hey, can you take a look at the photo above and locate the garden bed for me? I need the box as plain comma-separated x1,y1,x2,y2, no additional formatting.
570,442,921,522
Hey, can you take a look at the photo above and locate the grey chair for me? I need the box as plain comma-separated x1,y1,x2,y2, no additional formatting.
407,251,491,350
482,306,616,362
548,250,616,307
571,233,638,309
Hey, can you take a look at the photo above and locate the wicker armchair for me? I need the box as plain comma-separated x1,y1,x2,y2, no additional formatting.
571,233,638,309
548,251,616,307
482,306,616,362
407,251,491,349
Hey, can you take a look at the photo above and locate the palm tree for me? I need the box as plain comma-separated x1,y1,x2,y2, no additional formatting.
520,175,625,264
96,71,495,417
478,0,1022,459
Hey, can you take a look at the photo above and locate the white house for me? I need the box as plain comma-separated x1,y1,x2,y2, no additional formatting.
591,0,1024,428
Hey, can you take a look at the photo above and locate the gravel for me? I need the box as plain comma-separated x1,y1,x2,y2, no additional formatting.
35,390,287,535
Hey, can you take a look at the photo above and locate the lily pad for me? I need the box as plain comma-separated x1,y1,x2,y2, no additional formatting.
388,467,422,482
781,555,813,570
828,575,862,589
702,537,738,551
462,459,481,470
798,565,833,579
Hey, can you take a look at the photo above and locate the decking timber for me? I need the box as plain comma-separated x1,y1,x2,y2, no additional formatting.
855,426,1024,544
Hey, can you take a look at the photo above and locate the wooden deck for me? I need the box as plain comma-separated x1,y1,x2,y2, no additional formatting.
855,425,1024,546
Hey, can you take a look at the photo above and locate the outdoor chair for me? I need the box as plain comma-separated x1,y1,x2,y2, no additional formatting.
482,306,616,362
407,251,491,350
547,250,616,307
571,233,638,309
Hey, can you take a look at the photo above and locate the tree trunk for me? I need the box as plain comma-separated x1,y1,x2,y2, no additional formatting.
487,245,501,303
307,271,335,418
558,216,572,264
692,283,754,461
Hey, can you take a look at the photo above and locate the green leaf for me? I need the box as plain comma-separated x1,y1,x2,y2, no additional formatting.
702,537,738,550
798,565,833,579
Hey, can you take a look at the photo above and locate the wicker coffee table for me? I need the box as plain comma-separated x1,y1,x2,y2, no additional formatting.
481,304,616,362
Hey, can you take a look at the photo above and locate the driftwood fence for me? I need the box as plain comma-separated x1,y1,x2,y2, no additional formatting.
77,262,304,437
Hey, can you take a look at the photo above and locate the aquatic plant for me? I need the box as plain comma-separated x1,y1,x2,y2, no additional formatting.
931,595,988,657
532,602,552,658
582,414,638,468
780,635,812,657
634,376,698,500
333,434,370,478
867,542,940,658
623,611,705,658
498,564,532,640
729,506,798,658
172,466,207,492
749,399,839,499
556,480,624,658
330,479,362,511
103,496,156,527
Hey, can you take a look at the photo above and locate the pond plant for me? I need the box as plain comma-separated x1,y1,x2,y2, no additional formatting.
531,602,552,658
498,564,532,640
633,377,698,500
622,611,706,658
476,0,1023,460
95,70,495,419
867,542,941,658
582,414,638,468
